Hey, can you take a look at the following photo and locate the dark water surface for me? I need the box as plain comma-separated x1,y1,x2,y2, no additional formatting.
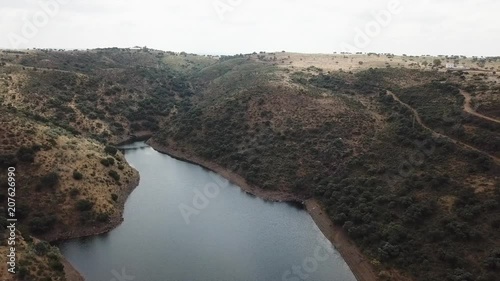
59,142,356,281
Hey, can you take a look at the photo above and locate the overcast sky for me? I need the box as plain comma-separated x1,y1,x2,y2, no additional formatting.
0,0,498,56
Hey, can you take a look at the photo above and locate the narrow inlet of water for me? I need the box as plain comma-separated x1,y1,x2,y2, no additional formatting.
59,142,356,281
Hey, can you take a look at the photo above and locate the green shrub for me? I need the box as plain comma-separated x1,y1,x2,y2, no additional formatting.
29,215,57,234
108,170,120,181
69,188,80,198
49,259,64,272
79,211,93,224
18,266,28,278
100,158,110,167
47,252,59,261
34,241,50,256
76,199,94,212
96,212,109,222
16,146,36,163
15,203,31,221
0,215,7,228
0,154,17,168
107,157,115,165
104,145,118,156
72,170,83,180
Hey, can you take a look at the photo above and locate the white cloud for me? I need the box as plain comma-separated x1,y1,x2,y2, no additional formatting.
0,0,498,56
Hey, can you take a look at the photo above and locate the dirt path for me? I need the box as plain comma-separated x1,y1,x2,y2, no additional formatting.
387,91,500,164
305,199,379,281
460,90,500,125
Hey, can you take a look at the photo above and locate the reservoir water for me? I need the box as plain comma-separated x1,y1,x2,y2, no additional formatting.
59,142,356,281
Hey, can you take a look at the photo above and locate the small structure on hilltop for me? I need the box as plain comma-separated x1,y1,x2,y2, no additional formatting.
446,63,467,70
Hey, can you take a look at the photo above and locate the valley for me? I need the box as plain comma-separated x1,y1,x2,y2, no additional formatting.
0,48,499,281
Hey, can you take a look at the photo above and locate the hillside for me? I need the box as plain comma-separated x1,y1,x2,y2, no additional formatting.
155,54,500,281
1,49,499,281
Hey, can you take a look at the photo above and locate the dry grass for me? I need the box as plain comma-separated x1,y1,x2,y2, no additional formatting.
249,52,500,74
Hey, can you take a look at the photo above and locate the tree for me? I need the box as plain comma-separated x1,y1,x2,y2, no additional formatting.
16,146,35,163
18,267,28,279
104,145,118,156
73,170,83,180
100,158,111,167
40,172,59,188
0,154,17,168
49,260,64,272
433,59,442,67
107,157,115,165
29,215,57,234
34,241,50,256
69,188,80,198
96,212,110,222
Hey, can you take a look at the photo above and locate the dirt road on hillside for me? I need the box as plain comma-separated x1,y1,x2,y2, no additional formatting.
460,90,500,125
387,91,500,164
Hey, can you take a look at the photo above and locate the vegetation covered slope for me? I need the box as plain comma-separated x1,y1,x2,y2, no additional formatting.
1,48,215,144
0,48,214,280
1,49,499,281
156,57,500,281
0,106,138,280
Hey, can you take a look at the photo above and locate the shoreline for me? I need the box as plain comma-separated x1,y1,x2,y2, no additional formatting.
146,138,301,202
47,161,140,281
146,138,379,281
304,200,378,281
62,259,85,281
